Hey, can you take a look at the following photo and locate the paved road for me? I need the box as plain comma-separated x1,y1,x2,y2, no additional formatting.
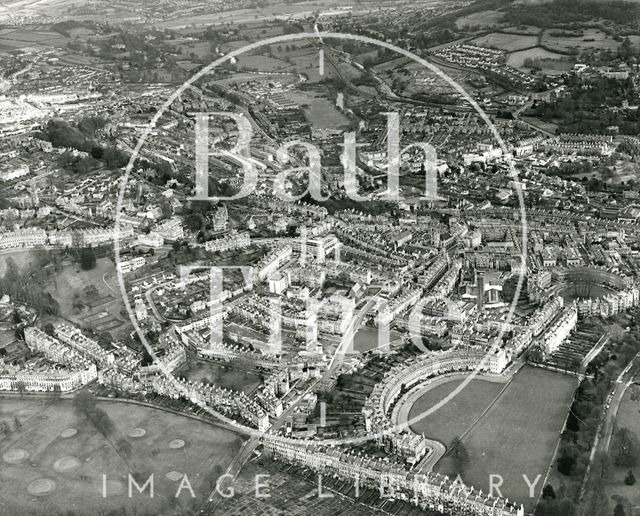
579,351,640,509
198,295,378,514
102,272,116,294
326,297,377,374
579,334,609,376
599,356,639,454
0,245,58,256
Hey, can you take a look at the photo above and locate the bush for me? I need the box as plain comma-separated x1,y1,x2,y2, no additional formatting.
625,470,636,485
542,484,556,500
558,454,576,476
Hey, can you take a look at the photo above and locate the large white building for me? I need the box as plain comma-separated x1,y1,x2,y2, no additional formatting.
256,245,292,281
0,363,97,392
54,324,114,368
117,256,146,274
0,228,47,249
137,232,164,248
205,230,250,253
155,217,184,241
81,226,134,246
0,164,29,181
540,305,578,355
25,327,91,368
291,233,339,263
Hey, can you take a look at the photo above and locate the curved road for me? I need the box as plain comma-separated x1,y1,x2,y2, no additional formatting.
579,351,640,512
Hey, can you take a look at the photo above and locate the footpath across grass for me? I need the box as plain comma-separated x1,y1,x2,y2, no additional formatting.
429,366,577,511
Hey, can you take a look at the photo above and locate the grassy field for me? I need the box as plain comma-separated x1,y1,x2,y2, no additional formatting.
45,257,129,339
0,26,68,52
236,54,292,72
455,10,505,30
174,358,263,394
353,327,403,353
0,396,243,515
288,48,323,82
213,72,298,87
521,115,558,135
471,32,538,51
286,90,349,130
501,25,544,35
541,28,640,53
408,377,506,445
409,366,576,511
0,249,50,276
153,3,332,29
443,367,576,511
507,47,573,71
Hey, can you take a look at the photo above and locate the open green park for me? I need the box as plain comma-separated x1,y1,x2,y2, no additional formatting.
0,395,243,515
409,366,577,512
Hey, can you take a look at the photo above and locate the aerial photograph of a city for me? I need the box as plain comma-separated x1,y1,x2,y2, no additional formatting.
4,0,640,515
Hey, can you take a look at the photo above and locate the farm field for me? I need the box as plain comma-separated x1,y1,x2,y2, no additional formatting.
230,43,322,82
236,54,292,72
541,28,640,53
410,366,576,511
218,39,252,54
0,0,139,23
373,56,411,72
455,9,505,30
286,90,349,130
56,53,103,66
470,32,538,51
212,71,298,87
291,47,326,82
500,25,543,35
507,47,572,71
0,396,243,515
0,28,68,52
153,2,349,30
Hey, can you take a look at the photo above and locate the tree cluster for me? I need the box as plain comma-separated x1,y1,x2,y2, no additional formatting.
0,258,59,315
503,0,640,28
73,390,114,437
